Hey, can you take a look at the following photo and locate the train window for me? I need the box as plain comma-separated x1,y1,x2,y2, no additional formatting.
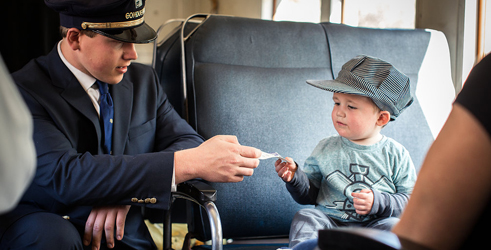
273,0,321,22
342,0,416,29
272,0,415,29
478,0,491,61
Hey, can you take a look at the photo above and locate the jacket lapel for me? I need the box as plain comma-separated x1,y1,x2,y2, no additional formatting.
48,48,103,153
111,78,133,155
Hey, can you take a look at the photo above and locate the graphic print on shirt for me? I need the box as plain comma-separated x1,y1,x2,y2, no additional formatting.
325,163,390,221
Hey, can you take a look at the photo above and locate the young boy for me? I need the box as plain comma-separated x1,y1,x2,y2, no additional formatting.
275,55,417,248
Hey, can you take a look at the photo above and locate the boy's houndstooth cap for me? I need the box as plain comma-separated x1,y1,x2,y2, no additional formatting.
307,55,413,121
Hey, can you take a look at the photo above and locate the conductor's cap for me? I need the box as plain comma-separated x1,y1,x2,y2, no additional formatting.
45,0,157,43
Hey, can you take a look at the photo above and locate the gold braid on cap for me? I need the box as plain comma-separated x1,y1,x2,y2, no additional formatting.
81,16,144,30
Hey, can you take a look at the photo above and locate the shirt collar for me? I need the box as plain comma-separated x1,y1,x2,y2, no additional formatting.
57,40,96,92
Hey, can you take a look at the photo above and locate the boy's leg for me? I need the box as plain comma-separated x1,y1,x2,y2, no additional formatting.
0,212,83,250
291,238,318,250
365,217,400,231
289,208,338,248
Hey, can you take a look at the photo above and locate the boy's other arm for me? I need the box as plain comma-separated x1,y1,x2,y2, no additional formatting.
369,190,409,217
368,140,416,217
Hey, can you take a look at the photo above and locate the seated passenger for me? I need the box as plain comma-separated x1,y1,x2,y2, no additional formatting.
0,55,36,215
393,53,491,249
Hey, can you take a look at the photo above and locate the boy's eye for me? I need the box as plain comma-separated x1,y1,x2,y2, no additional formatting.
334,102,340,106
348,105,357,109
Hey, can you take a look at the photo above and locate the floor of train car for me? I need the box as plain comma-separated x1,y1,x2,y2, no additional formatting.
145,221,289,250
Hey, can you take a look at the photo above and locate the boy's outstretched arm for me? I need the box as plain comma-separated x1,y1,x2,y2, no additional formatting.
275,159,318,205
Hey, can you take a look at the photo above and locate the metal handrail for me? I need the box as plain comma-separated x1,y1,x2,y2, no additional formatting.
172,192,223,250
180,13,211,123
152,19,185,69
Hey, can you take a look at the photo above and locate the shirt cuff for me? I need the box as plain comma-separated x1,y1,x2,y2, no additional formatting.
171,162,176,192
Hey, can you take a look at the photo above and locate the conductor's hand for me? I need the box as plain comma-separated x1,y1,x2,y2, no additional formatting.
352,189,374,215
274,157,296,182
83,205,131,249
175,135,261,183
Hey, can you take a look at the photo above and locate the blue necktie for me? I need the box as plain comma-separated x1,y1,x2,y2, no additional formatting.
96,80,114,154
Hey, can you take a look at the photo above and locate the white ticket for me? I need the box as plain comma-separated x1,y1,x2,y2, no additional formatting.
259,151,288,162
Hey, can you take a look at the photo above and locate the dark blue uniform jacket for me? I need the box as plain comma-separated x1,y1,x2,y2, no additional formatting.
0,46,203,249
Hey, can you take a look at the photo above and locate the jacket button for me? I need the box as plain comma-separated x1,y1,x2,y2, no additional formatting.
138,199,144,203
145,198,151,203
150,198,157,204
131,198,138,203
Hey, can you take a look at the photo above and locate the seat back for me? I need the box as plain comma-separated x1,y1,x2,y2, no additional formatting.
155,14,454,242
185,15,329,239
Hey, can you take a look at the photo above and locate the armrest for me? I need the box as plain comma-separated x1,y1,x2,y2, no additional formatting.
317,228,431,250
175,179,217,204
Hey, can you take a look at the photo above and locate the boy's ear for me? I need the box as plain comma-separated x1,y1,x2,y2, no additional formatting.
377,111,391,126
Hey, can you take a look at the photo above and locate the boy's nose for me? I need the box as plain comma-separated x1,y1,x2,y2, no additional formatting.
336,108,346,117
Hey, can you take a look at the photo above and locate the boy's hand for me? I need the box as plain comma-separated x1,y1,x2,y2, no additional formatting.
352,189,374,215
274,157,296,182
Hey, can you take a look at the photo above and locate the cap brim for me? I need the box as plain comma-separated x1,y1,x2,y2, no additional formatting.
306,79,368,97
94,22,157,44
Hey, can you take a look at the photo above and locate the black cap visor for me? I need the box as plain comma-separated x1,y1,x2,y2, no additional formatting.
93,22,156,44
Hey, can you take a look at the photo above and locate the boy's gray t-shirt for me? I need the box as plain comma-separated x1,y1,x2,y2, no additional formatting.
300,135,417,223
